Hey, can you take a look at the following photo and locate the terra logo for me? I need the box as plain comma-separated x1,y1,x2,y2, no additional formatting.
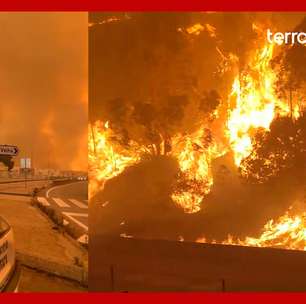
267,29,306,45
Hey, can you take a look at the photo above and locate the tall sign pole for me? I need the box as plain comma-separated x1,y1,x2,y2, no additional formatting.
21,158,31,189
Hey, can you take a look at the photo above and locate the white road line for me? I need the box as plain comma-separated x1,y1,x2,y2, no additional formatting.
62,212,88,231
68,198,88,209
46,181,87,198
37,197,50,206
52,197,70,208
46,185,64,198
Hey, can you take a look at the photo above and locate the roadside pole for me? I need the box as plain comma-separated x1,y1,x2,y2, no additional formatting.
21,157,31,190
25,165,27,189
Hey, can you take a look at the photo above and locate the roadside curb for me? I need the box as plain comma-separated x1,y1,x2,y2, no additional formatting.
0,192,31,196
32,197,89,249
16,252,88,286
32,181,88,248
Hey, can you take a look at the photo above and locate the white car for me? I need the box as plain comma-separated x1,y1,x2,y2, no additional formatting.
0,217,21,292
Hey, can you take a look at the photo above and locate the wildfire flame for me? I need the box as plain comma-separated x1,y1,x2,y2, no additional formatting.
179,23,217,38
227,43,296,167
88,121,147,198
197,211,306,251
88,120,224,212
89,30,301,204
171,128,225,213
89,22,305,251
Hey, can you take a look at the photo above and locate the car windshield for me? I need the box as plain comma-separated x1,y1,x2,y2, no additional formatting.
0,217,10,238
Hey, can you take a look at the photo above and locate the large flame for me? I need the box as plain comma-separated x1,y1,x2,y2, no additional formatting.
227,43,295,167
89,23,305,251
241,212,306,251
171,128,225,213
88,120,224,212
197,210,306,251
88,121,147,198
89,34,300,207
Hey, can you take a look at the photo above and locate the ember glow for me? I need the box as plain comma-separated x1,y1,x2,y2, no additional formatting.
89,16,121,27
183,23,217,38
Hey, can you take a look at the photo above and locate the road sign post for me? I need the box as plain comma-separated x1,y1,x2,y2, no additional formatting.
20,158,31,189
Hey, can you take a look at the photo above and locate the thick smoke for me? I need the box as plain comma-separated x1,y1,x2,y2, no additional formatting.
0,13,87,171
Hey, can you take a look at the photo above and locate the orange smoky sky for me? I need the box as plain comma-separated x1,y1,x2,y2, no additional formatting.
0,12,87,171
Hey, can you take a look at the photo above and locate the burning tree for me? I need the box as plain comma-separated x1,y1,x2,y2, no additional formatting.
240,111,306,183
239,18,306,183
89,14,226,212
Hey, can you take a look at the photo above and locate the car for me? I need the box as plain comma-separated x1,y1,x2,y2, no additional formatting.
0,216,21,292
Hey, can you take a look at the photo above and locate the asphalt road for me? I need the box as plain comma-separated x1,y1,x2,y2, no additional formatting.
46,181,88,200
37,181,88,238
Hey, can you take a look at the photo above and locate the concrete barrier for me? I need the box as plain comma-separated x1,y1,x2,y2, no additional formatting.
17,252,88,286
90,236,306,291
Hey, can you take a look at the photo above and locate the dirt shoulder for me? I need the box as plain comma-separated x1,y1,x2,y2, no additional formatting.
0,195,88,286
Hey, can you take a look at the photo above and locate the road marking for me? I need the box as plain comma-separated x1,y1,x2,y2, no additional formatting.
53,197,70,208
37,197,50,206
62,212,88,231
68,198,88,209
46,181,87,198
46,185,64,198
